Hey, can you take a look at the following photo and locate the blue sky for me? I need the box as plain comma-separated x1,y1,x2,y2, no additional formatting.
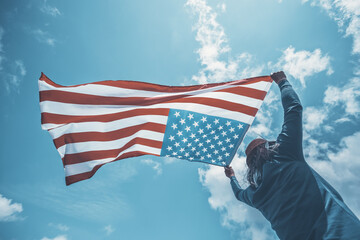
1,0,360,239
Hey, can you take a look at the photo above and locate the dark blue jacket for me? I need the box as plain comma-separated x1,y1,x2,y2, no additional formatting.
230,80,360,240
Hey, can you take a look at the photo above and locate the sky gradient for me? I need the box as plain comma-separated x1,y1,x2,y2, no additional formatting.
1,0,360,239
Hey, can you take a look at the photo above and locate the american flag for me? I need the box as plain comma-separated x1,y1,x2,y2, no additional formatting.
39,73,272,185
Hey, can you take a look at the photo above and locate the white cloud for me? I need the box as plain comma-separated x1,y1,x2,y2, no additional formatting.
141,159,162,175
323,77,360,116
40,0,61,17
41,235,67,240
186,0,264,84
32,29,56,46
304,0,360,55
104,225,115,235
48,223,69,232
308,132,360,218
216,3,226,13
274,46,333,87
303,106,327,131
0,194,23,221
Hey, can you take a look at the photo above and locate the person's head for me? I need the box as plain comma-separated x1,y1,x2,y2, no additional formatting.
245,138,279,188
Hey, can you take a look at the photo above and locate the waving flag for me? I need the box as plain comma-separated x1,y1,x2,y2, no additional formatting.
39,73,272,185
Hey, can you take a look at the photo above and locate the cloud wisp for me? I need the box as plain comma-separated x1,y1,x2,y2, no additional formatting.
40,0,61,17
273,46,333,87
41,235,67,240
32,29,56,46
0,194,23,222
104,225,115,235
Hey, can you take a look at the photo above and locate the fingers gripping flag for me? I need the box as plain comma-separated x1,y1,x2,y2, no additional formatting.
39,73,272,185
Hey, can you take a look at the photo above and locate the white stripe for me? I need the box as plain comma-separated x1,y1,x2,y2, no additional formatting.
57,129,164,157
42,101,255,125
64,144,161,176
39,79,270,99
49,115,168,139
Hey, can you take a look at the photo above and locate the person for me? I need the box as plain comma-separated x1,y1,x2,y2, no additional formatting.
224,71,360,240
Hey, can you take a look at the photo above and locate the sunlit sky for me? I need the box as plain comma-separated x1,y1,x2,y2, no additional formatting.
1,0,359,239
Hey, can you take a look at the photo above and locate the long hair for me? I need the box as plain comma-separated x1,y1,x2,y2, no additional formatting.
246,141,279,188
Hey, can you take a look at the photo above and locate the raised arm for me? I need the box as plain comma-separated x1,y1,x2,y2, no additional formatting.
224,167,253,206
271,71,305,162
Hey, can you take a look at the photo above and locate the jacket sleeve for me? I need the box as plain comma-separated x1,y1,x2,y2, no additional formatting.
230,176,253,206
276,80,305,161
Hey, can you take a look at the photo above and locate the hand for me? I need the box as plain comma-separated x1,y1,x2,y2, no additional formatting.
270,71,286,84
224,166,235,178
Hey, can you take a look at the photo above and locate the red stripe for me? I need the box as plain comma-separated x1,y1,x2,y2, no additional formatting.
216,86,267,100
53,122,166,148
40,90,191,105
63,137,162,165
167,97,258,116
40,72,272,92
41,108,170,125
65,151,155,185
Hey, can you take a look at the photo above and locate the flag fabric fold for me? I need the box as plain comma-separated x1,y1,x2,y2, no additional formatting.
39,73,272,185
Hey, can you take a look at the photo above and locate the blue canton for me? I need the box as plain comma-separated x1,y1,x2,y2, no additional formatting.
160,109,249,166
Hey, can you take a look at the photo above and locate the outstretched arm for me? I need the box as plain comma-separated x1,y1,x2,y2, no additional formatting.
271,71,305,161
224,166,252,206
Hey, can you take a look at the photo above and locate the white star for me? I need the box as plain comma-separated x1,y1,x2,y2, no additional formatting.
194,138,199,143
221,147,226,151
238,123,243,129
206,153,211,158
214,135,219,140
198,128,204,134
172,152,178,156
221,131,227,136
189,157,194,160
214,119,219,124
225,138,231,143
177,130,183,136
206,124,212,129
178,155,182,158
229,144,234,148
193,121,199,127
196,152,200,156
206,139,211,143
201,116,207,122
218,125,223,130
200,156,205,160
185,152,189,157
198,142,203,147
217,156,223,160
229,127,235,133
188,113,194,120
174,111,180,117
187,142,192,147
210,144,215,149
171,123,177,129
167,146,172,151
179,148,185,153
175,142,180,147
180,118,186,125
182,137,188,143
225,152,230,157
211,159,216,163
191,147,196,152
169,135,175,141
202,134,207,139
233,134,239,139
165,154,170,157
221,161,226,165
217,141,223,146
214,149,219,154
185,126,191,132
210,130,215,135
190,133,196,138
226,121,231,126
202,147,207,152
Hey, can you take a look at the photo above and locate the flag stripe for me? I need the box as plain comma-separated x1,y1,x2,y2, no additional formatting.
57,129,164,157
40,77,271,99
53,122,166,148
63,138,162,165
41,108,170,126
49,115,168,139
64,151,152,185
